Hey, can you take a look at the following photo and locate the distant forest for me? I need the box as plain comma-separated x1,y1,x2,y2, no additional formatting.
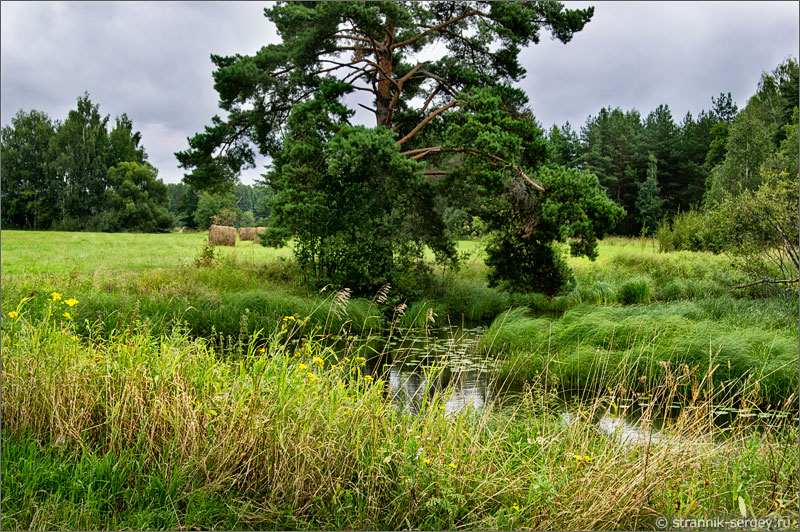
1,58,796,236
544,56,798,235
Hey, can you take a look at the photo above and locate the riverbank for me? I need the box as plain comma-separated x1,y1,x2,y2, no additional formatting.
2,231,797,529
2,310,797,530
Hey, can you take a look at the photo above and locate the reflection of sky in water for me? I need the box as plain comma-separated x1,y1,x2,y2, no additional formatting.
374,324,793,438
380,324,494,415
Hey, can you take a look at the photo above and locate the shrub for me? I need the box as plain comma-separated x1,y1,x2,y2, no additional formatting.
656,208,722,253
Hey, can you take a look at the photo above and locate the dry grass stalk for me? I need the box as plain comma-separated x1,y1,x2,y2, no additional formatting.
208,224,236,246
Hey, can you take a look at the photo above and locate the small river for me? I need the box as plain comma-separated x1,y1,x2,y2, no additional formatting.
361,323,796,444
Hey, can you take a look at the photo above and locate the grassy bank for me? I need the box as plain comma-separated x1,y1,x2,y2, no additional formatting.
483,297,799,406
1,232,759,328
2,310,797,530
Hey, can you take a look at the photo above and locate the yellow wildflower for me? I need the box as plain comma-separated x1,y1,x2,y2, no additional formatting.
336,477,342,481
307,372,319,382
423,459,431,465
448,462,456,469
283,315,296,322
7,311,19,319
298,363,308,371
363,375,374,382
399,475,407,479
62,312,71,319
313,356,324,367
51,292,62,301
439,405,446,411
93,354,105,362
512,504,520,512
64,298,79,307
354,356,366,365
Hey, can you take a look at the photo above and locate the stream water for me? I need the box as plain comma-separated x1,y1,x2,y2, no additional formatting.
360,323,796,443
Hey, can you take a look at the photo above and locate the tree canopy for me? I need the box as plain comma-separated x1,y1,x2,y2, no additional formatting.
176,1,593,191
176,2,631,296
1,93,171,232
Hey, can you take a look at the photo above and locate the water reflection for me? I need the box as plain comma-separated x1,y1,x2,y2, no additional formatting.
370,324,494,415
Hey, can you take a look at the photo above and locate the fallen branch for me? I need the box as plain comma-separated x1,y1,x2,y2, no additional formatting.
732,278,799,289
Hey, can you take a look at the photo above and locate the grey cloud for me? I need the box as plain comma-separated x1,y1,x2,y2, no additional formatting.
2,1,798,184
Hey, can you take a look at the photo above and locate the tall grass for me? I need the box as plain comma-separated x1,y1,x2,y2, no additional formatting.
483,298,799,406
2,307,798,530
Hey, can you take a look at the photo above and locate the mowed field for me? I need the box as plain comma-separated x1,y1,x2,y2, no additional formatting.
0,230,292,275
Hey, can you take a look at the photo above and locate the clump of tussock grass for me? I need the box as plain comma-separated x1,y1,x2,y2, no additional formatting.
2,307,797,530
485,299,799,406
618,276,651,304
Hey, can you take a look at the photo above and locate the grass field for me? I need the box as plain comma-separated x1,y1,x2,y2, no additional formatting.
0,230,292,276
2,230,798,530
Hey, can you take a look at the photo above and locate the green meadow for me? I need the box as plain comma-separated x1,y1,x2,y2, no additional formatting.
2,230,798,530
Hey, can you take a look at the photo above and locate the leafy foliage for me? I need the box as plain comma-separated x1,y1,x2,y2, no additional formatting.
484,166,624,296
0,109,59,229
262,83,456,296
636,154,663,235
1,94,167,232
93,162,172,233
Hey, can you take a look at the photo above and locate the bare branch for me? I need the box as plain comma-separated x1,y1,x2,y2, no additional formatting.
420,86,441,114
332,33,373,44
396,100,461,146
416,170,449,175
391,8,478,50
732,278,800,289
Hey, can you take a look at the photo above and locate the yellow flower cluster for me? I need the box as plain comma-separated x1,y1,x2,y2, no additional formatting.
353,356,366,366
7,311,18,319
51,292,80,317
312,356,324,367
362,375,374,382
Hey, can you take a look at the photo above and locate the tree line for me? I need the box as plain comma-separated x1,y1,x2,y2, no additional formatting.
1,94,173,232
165,182,270,230
547,57,798,236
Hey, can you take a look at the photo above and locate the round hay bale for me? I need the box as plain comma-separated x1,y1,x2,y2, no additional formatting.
238,227,257,241
255,226,267,243
208,224,236,246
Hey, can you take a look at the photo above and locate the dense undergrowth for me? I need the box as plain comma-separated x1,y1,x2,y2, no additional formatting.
2,308,797,531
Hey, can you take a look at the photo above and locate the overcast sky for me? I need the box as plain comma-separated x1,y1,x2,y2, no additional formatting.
2,1,797,185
